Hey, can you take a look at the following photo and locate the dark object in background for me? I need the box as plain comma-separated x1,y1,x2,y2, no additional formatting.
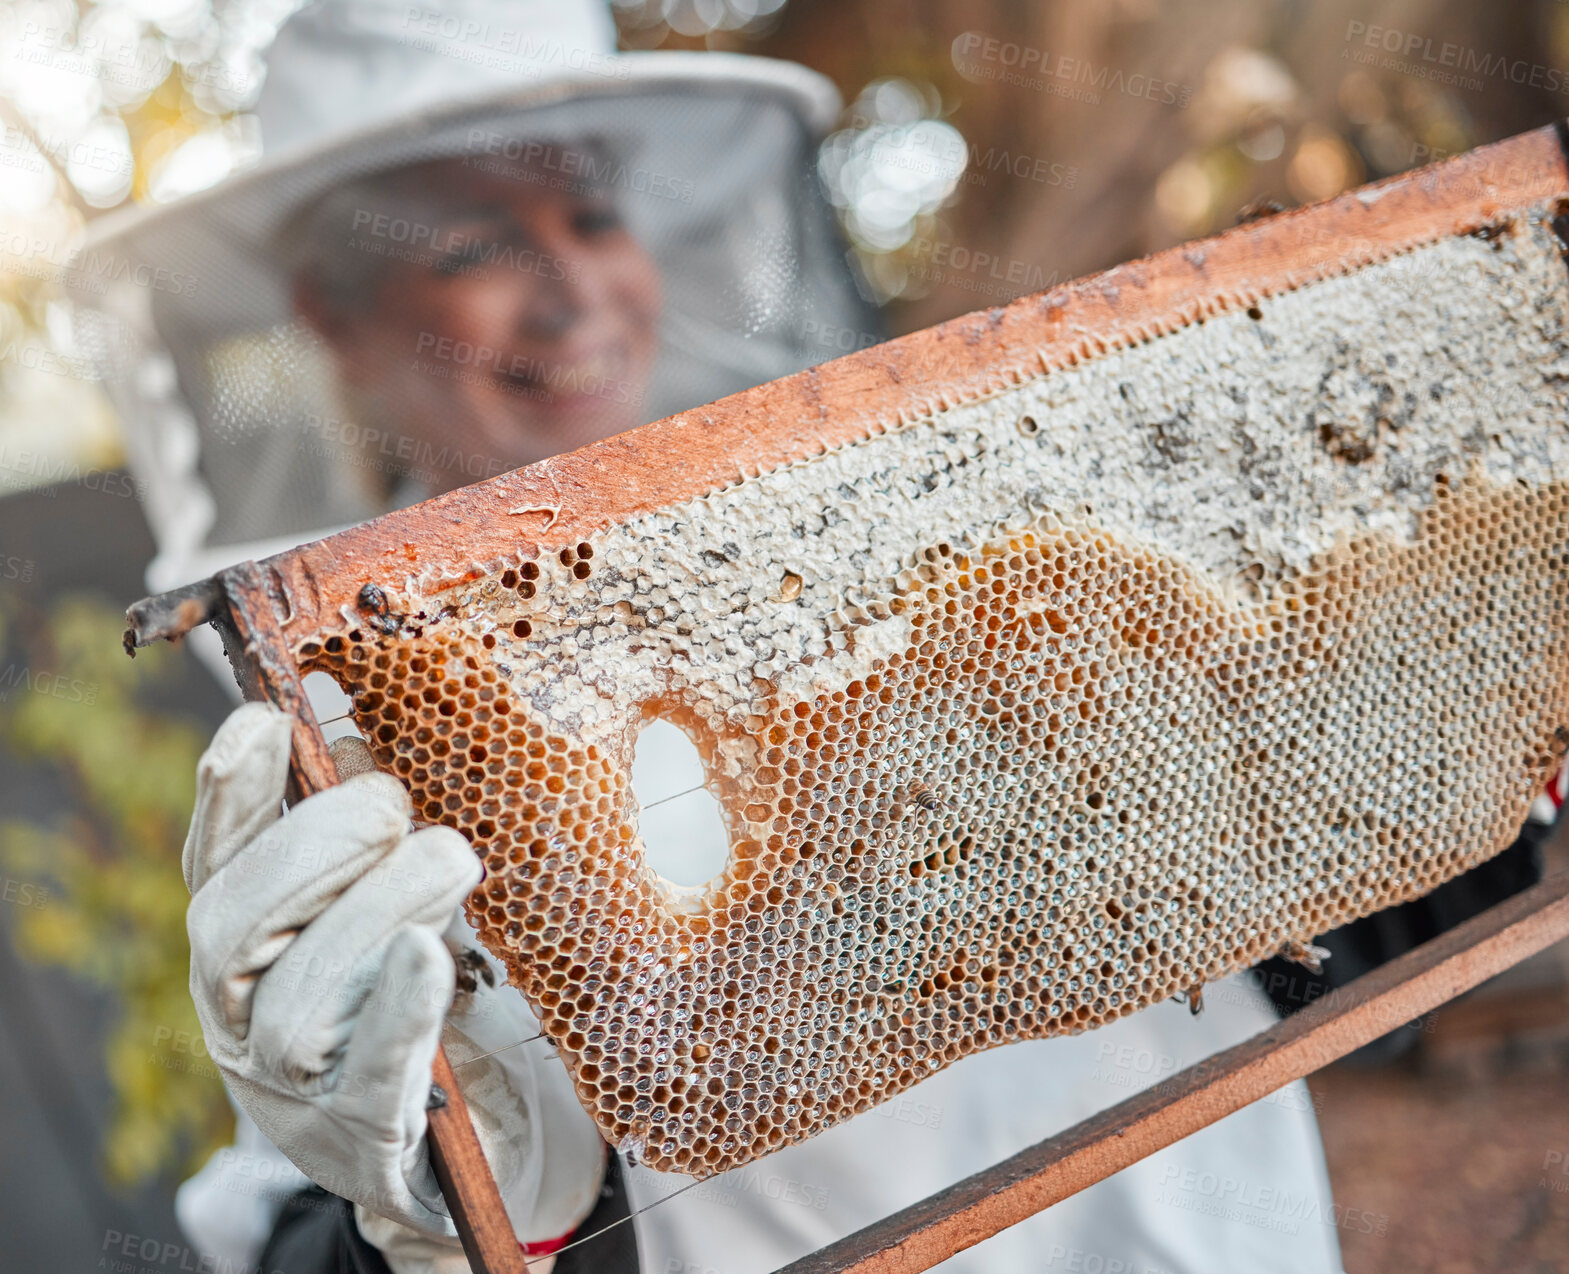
1255,825,1551,1061
0,475,230,1272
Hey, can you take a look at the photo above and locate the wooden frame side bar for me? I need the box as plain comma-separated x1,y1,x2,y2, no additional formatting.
216,562,526,1274
776,863,1569,1274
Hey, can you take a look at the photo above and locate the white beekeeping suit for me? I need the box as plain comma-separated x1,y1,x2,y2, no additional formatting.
80,2,1344,1271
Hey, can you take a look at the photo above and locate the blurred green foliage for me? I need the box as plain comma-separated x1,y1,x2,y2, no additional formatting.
0,592,231,1185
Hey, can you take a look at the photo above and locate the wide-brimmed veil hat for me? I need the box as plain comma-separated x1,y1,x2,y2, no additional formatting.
78,0,878,597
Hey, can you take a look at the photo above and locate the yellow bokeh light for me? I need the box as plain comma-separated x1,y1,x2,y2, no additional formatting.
1287,126,1363,204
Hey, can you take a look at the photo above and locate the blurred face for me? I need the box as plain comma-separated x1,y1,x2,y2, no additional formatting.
296,154,662,492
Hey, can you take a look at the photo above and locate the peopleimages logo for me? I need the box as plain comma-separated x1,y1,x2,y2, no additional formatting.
1542,1148,1569,1193
0,554,35,583
1090,1039,1180,1091
1154,1163,1389,1237
1343,21,1569,94
0,338,97,381
0,442,149,500
299,412,508,486
6,18,169,95
1044,1245,1176,1274
856,120,1076,190
397,7,629,81
413,331,642,408
799,319,883,354
905,237,1065,302
0,663,99,706
962,143,1078,189
347,209,581,282
100,1228,287,1274
461,132,695,204
0,121,132,179
0,232,198,297
691,1167,831,1211
952,32,1193,108
1,876,49,909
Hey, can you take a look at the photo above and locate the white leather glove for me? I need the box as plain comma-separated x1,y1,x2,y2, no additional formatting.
355,948,609,1273
183,702,606,1262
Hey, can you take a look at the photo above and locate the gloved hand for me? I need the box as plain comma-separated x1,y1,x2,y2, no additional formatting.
183,702,606,1262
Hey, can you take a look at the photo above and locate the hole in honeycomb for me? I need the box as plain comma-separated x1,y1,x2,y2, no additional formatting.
632,718,731,893
303,669,361,744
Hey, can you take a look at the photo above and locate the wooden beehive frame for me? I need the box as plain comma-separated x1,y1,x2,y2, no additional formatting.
127,124,1569,1273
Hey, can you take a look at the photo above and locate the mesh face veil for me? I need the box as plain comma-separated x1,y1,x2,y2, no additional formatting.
76,67,881,595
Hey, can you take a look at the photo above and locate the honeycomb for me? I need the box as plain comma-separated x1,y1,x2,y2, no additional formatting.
300,214,1569,1175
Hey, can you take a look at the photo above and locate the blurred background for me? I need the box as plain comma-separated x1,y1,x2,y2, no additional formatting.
5,0,1569,1269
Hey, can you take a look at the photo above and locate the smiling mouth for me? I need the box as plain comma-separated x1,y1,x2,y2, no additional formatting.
493,345,630,405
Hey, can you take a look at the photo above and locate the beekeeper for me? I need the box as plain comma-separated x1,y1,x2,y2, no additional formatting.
83,2,1344,1271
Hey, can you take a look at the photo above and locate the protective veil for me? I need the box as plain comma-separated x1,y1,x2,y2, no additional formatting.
76,0,880,597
